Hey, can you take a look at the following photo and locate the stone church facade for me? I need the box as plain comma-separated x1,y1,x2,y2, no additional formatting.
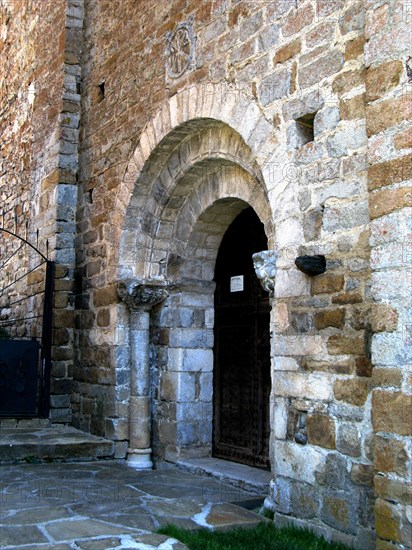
1,0,411,547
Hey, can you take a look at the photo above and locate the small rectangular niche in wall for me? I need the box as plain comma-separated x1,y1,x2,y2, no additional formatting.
295,112,316,146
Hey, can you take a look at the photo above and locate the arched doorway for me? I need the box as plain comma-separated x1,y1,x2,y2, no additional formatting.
213,207,271,469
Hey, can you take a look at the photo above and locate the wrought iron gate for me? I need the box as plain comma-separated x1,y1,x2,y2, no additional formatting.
0,226,54,417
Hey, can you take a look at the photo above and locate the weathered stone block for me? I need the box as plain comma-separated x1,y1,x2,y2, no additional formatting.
374,477,412,506
394,128,412,150
372,368,402,388
333,69,365,96
273,39,301,65
258,24,280,52
374,435,409,476
323,200,369,232
344,36,365,61
366,96,411,137
326,121,367,157
340,94,365,120
339,2,365,35
273,372,332,401
375,498,402,543
283,3,314,37
337,423,361,457
167,348,213,372
355,357,373,378
299,50,344,89
321,492,357,535
274,440,325,484
314,309,345,330
303,208,323,241
290,481,319,519
311,274,344,295
273,336,324,357
314,107,340,135
368,154,411,192
307,414,336,449
372,391,412,436
259,68,291,106
370,304,398,333
271,477,291,514
365,60,403,102
328,334,364,356
351,463,374,486
333,378,369,406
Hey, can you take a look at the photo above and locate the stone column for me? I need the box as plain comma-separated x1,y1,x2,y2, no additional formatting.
118,279,168,469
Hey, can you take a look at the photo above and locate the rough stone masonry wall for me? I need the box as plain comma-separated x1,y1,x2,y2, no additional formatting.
71,1,411,547
0,0,83,422
364,2,412,548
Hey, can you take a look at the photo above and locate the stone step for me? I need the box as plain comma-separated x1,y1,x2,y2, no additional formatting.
0,423,115,463
175,457,272,497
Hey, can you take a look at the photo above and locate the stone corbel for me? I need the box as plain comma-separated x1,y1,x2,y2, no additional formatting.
118,279,169,469
118,279,169,311
252,250,277,297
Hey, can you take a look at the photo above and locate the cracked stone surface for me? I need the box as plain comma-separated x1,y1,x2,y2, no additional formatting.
0,461,268,549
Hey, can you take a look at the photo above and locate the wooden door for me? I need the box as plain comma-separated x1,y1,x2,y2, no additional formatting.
213,207,271,469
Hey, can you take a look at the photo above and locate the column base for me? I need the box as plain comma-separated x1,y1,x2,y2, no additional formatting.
127,447,153,469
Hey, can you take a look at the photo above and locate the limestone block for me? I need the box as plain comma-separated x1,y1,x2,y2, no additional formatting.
327,121,367,157
274,440,325,484
198,372,213,402
321,492,357,535
372,332,412,366
273,336,324,357
333,378,369,406
314,107,340,135
259,68,291,106
290,480,319,519
372,391,412,436
167,348,213,372
315,179,361,205
169,328,214,349
323,199,369,232
271,477,291,514
273,357,300,371
275,269,310,298
307,414,336,449
273,398,288,439
160,372,196,402
337,423,361,457
375,498,402,544
273,372,333,401
298,50,344,88
374,434,409,476
374,477,412,506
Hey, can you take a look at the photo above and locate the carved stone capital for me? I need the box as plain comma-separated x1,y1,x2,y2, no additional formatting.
252,250,277,296
118,279,169,311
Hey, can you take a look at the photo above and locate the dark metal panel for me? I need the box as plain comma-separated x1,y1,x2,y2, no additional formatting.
0,340,41,417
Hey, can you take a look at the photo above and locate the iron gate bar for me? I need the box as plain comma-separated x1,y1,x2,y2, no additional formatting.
0,242,25,270
0,260,47,294
39,260,54,417
8,289,47,307
0,227,48,261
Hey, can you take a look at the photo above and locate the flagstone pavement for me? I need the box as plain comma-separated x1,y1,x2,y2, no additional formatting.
0,461,268,549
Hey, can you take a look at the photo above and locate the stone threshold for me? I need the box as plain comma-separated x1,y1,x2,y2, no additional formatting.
0,421,114,463
175,456,272,497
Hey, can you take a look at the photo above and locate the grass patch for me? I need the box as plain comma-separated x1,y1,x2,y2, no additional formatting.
158,522,348,550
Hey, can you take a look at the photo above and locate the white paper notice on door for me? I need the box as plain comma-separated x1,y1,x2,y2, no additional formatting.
230,275,244,292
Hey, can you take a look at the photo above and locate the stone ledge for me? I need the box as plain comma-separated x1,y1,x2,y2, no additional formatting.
175,456,272,496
